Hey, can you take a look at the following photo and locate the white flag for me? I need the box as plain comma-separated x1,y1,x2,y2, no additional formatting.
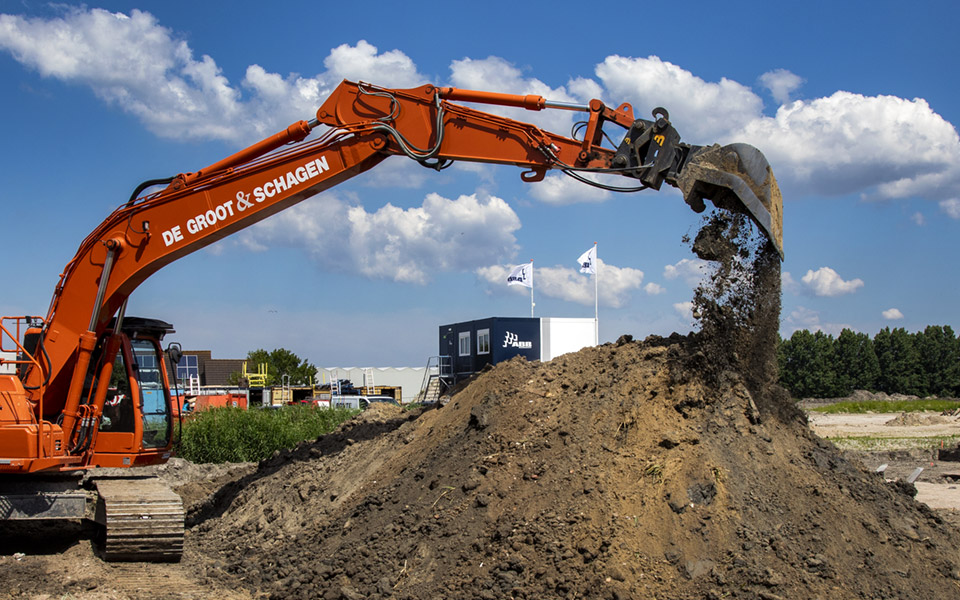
577,246,596,274
506,263,533,288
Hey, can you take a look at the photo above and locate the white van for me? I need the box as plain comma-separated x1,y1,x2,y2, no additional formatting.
331,395,399,410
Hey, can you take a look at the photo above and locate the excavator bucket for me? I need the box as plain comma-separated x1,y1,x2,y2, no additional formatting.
676,143,784,258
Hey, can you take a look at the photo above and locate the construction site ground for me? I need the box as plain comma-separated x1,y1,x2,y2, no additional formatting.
5,217,960,598
806,409,960,516
4,350,960,599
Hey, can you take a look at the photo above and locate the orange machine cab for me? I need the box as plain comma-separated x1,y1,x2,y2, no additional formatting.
90,317,177,468
0,316,177,473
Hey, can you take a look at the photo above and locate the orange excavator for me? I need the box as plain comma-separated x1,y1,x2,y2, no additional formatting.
0,80,783,561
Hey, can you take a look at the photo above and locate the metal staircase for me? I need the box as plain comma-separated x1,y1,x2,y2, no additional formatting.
418,355,453,404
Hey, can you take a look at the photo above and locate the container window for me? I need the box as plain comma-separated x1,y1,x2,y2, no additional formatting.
477,329,490,354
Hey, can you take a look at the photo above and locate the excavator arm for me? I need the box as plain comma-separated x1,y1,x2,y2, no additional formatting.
22,79,783,443
315,82,781,251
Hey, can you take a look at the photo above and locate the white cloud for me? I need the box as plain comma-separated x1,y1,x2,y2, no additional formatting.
527,172,611,205
477,258,644,308
780,306,856,337
786,306,821,330
589,54,960,204
4,8,959,207
735,92,960,199
475,265,530,297
882,308,904,320
758,69,804,104
663,258,708,287
322,40,424,88
567,76,603,102
781,271,800,294
782,306,853,336
644,282,665,295
911,212,926,226
448,56,580,134
453,55,960,208
0,8,426,142
941,199,960,218
0,8,244,140
239,191,520,284
673,301,694,322
595,55,762,144
800,267,864,297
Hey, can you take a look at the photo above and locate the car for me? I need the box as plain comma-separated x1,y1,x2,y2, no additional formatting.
359,395,399,409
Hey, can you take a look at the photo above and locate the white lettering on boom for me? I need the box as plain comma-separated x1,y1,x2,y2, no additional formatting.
161,156,329,247
251,157,329,205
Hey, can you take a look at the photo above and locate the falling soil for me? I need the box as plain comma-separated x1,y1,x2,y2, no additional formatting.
6,211,960,599
690,211,782,405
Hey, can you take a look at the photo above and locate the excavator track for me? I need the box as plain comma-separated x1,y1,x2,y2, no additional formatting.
92,477,184,562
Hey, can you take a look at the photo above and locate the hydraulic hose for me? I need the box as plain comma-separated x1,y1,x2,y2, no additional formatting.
125,177,176,207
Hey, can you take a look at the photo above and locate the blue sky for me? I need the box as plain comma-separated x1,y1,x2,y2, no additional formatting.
1,1,958,367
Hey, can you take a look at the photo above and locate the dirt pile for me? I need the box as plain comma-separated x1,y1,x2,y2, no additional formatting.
181,212,960,598
4,207,957,599
11,208,958,599
885,412,953,427
190,338,960,599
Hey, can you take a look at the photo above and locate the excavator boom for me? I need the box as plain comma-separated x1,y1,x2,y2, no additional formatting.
318,82,782,255
1,77,784,562
18,80,783,423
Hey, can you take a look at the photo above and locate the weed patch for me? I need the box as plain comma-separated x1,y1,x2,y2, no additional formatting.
177,405,358,463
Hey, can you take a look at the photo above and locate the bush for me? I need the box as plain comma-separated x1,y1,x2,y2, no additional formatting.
177,405,358,463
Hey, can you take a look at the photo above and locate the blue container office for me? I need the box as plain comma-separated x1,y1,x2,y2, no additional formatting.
439,317,540,379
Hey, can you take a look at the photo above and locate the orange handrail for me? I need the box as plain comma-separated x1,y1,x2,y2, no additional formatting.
1,316,48,459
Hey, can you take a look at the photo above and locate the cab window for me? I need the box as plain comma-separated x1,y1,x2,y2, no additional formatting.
101,351,134,433
131,339,171,449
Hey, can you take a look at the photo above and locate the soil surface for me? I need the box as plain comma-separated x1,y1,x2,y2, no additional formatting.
4,213,960,598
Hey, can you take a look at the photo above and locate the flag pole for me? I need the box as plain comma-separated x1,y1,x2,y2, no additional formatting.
530,259,535,318
593,242,598,345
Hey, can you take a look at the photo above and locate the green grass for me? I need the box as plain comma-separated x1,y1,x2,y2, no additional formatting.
808,399,960,414
176,405,359,463
824,434,960,452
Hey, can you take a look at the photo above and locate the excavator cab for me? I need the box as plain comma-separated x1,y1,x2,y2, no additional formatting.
89,317,176,467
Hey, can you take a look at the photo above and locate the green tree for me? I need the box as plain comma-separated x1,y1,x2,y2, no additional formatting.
914,325,960,397
834,328,880,394
266,348,318,385
778,329,838,398
230,348,318,386
874,327,922,395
